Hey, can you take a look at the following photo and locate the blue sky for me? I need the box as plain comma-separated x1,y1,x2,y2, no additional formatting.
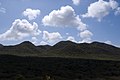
0,0,120,47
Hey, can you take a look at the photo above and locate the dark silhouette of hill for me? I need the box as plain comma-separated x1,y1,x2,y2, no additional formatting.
14,41,40,54
0,41,120,80
0,40,120,60
0,41,40,56
48,41,120,60
16,41,35,47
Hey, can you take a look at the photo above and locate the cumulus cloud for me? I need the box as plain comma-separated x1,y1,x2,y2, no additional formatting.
0,19,41,40
80,30,93,43
42,31,62,43
72,0,80,6
23,8,40,20
104,40,120,47
82,0,119,21
42,5,93,43
105,40,112,45
115,7,120,15
109,0,118,9
31,37,38,44
67,36,77,43
40,41,48,45
42,5,87,31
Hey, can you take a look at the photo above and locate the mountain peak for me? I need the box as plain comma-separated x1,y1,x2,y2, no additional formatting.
16,41,35,47
21,41,33,44
91,41,104,44
54,40,77,45
53,40,77,48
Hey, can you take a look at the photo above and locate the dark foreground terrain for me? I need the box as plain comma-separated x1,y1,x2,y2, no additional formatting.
0,55,120,80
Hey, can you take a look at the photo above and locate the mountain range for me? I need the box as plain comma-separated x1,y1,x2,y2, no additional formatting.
0,41,120,60
0,41,120,80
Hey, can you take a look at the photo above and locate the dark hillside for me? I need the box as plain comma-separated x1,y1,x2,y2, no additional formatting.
0,41,120,60
0,41,120,80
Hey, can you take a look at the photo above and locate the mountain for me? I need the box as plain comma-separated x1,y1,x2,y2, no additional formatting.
48,41,120,60
0,41,120,60
0,41,120,80
48,41,84,56
0,41,40,56
16,41,35,47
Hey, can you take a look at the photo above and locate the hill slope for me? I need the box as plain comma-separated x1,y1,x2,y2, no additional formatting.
0,41,120,60
0,41,120,80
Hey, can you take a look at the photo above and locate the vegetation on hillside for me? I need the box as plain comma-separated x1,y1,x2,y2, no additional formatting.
0,55,120,80
0,41,120,80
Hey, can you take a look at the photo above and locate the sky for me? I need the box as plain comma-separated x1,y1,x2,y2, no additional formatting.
0,0,120,47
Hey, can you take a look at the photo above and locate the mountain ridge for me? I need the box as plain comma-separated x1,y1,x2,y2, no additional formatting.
0,41,120,60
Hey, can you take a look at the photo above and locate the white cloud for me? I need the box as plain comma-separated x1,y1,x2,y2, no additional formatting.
80,30,93,39
104,40,120,47
82,0,119,21
109,0,118,9
32,37,38,41
42,5,93,43
72,0,80,6
42,5,87,31
115,7,120,15
40,41,48,45
67,36,77,43
105,40,112,45
23,8,40,20
80,30,93,43
0,19,41,40
42,31,62,43
66,33,69,35
79,38,92,43
31,37,38,44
